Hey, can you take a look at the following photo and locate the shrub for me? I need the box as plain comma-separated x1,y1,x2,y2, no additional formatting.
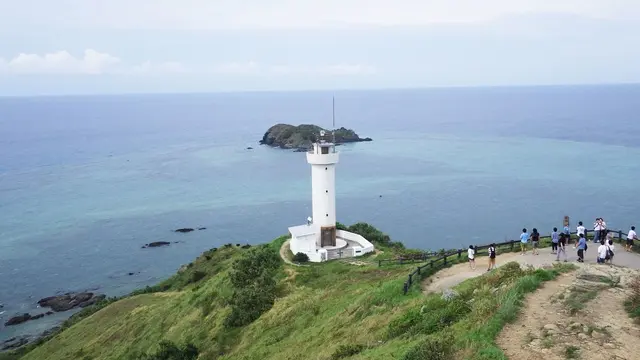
225,245,281,327
402,332,454,360
331,344,367,360
189,271,206,284
292,252,310,263
136,340,199,360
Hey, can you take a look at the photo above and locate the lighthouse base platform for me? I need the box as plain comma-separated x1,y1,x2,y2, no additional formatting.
288,225,375,263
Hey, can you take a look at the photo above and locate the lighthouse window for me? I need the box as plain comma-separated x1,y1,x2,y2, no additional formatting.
326,213,328,217
325,190,328,193
325,167,327,170
321,146,329,154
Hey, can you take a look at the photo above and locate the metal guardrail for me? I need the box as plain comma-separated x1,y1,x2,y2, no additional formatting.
399,228,629,295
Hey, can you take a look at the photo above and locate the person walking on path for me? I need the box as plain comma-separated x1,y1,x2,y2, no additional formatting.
468,245,476,270
576,221,586,240
563,224,571,244
487,243,496,271
531,228,540,255
627,226,637,252
520,228,529,255
556,233,568,262
551,227,559,254
576,234,587,263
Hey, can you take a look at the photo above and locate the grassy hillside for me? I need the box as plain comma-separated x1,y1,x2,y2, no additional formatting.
5,225,574,360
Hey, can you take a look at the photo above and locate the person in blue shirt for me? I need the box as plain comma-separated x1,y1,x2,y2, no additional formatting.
520,228,530,255
563,224,571,244
576,234,587,262
551,227,559,254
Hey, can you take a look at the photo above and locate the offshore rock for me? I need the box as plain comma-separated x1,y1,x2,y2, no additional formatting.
259,124,372,151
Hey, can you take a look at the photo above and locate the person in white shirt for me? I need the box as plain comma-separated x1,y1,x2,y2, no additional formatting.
468,245,476,270
606,239,615,265
593,218,603,243
597,240,607,264
627,226,637,252
576,221,586,238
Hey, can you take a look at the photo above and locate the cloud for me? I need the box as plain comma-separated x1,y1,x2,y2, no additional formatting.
0,49,121,75
0,50,376,77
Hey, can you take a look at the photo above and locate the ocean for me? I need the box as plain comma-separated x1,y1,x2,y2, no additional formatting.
1,85,640,340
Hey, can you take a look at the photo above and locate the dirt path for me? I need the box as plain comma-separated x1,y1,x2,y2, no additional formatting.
279,239,307,267
422,248,640,294
497,264,640,360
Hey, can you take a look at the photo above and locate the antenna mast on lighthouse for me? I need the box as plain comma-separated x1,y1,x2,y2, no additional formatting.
332,96,336,143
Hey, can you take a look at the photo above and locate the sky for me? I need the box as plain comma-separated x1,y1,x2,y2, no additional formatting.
1,0,639,95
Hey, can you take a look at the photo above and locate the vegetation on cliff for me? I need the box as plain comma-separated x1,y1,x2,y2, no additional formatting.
259,124,372,150
3,224,575,360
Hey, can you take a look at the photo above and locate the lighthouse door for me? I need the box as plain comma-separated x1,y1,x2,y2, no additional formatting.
320,227,336,247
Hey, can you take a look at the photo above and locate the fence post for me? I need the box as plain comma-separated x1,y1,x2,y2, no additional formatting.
458,249,462,258
417,266,421,275
619,230,622,241
403,282,408,295
430,260,434,268
444,255,447,265
511,240,514,251
408,274,413,286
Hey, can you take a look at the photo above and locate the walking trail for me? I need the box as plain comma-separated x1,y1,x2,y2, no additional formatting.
497,263,640,360
422,246,640,294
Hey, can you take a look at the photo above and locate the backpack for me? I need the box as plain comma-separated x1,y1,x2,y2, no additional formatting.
606,245,614,259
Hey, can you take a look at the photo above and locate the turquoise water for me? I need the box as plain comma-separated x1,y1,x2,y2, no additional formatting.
1,85,640,339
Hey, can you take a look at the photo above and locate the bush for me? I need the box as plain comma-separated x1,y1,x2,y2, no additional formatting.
292,252,310,263
137,340,199,360
189,271,206,284
331,344,367,360
225,245,281,327
402,333,454,360
624,275,640,320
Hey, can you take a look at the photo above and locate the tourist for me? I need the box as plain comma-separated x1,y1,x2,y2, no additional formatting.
576,234,586,262
627,226,637,252
593,218,603,243
551,227,559,254
606,239,615,265
601,218,608,244
597,240,607,264
576,221,586,239
468,245,476,270
531,228,540,255
520,228,529,255
488,243,496,271
556,233,568,262
563,223,571,244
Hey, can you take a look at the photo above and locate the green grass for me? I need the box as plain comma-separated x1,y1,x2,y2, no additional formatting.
624,275,640,322
564,345,580,359
5,225,577,360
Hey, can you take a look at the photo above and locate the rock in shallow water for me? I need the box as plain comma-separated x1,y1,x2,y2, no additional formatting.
37,292,106,312
142,241,171,248
174,228,195,233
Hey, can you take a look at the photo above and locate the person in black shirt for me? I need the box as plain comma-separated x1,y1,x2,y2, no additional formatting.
531,228,540,255
487,243,496,271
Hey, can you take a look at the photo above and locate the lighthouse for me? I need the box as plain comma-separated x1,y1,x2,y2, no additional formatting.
287,108,374,262
307,131,339,247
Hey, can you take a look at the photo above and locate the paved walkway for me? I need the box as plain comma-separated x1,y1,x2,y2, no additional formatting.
423,246,640,294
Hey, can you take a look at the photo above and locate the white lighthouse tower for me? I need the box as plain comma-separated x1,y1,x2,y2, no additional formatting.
307,130,339,247
288,100,374,262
